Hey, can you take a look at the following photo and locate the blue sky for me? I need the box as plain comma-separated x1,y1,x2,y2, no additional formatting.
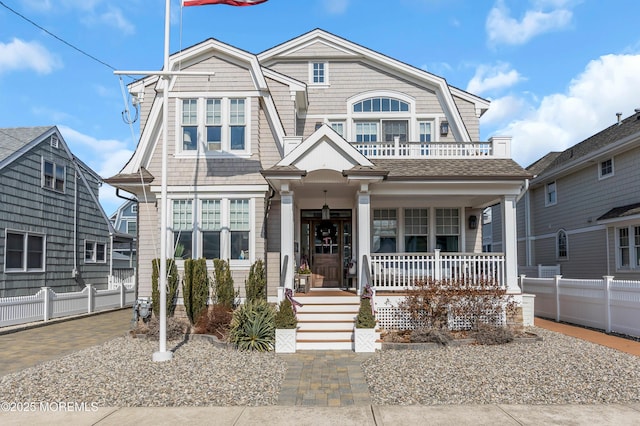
1,0,640,215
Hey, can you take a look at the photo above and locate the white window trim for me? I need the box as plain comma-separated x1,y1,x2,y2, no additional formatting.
131,204,138,214
41,158,66,193
598,158,614,180
84,240,107,264
309,61,329,86
615,225,640,271
170,196,254,267
346,91,417,141
556,229,568,260
175,97,252,158
4,229,46,273
545,181,557,207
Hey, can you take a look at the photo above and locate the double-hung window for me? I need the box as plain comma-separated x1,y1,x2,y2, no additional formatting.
310,62,328,85
599,158,614,179
43,160,65,192
355,122,378,143
5,231,45,272
201,200,221,259
619,228,630,268
617,226,640,269
435,208,459,252
404,209,428,252
545,182,557,206
229,99,246,151
179,97,248,154
230,199,250,260
373,209,397,253
182,99,198,151
206,99,222,151
85,240,106,263
173,200,193,259
557,230,568,259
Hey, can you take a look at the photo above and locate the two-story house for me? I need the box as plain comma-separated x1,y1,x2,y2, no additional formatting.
0,126,134,297
107,29,530,310
516,111,640,279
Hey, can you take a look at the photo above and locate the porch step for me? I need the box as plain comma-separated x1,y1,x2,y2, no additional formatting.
293,292,360,351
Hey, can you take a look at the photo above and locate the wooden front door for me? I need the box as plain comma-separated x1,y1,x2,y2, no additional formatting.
311,221,341,287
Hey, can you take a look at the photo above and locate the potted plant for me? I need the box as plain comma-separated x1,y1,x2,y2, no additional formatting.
296,255,312,292
275,298,298,353
354,295,377,353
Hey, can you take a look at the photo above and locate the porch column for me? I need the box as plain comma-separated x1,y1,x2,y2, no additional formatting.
357,188,371,295
281,189,295,297
501,195,520,293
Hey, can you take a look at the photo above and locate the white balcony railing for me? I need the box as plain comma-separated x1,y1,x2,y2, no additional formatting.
369,251,506,290
352,136,511,159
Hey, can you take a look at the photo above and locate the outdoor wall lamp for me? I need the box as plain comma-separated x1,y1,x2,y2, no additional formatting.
468,215,478,230
440,120,449,136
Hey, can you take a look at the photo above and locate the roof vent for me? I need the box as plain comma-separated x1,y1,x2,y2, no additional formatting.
616,112,622,124
50,135,59,149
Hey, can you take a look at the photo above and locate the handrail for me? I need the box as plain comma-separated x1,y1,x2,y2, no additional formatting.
280,254,289,288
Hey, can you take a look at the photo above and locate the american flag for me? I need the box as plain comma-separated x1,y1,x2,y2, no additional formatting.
183,0,267,6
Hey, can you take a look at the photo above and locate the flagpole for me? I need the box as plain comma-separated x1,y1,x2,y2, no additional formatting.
152,0,173,362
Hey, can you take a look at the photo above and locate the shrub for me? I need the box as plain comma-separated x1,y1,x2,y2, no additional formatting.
131,316,188,341
182,258,210,325
410,327,452,345
194,303,233,339
245,259,266,303
151,258,179,318
399,277,517,331
474,323,515,345
355,297,376,328
274,299,297,329
213,259,236,309
229,300,275,351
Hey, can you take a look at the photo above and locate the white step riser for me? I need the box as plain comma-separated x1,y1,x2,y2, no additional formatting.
297,313,356,321
298,321,355,331
297,304,359,313
297,341,354,351
295,297,360,304
297,331,353,340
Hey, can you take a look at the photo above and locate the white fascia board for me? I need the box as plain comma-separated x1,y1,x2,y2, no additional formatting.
372,180,525,196
450,86,491,118
150,184,269,195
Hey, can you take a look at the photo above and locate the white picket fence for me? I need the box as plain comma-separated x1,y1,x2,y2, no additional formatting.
0,283,136,328
521,275,640,338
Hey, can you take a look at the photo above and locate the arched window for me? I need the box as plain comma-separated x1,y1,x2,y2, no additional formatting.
352,97,409,113
557,230,568,259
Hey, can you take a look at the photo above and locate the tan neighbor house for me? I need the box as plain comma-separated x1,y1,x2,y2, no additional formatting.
107,29,531,332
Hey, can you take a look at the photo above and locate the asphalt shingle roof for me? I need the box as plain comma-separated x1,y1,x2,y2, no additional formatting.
597,202,640,221
369,158,532,180
0,126,53,163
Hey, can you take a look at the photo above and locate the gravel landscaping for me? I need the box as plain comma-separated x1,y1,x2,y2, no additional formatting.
1,327,639,407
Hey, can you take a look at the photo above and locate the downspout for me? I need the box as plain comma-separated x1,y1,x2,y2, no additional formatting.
262,186,276,239
73,170,79,278
115,188,137,203
516,179,531,266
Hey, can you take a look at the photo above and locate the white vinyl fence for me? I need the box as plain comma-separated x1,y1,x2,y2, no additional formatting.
0,283,136,328
522,275,640,338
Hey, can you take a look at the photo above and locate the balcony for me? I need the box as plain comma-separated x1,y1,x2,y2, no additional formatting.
352,136,511,159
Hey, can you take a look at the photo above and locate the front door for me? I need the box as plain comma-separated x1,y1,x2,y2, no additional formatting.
300,210,353,289
312,221,341,287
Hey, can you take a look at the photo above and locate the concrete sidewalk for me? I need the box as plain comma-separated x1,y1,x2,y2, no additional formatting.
1,404,639,425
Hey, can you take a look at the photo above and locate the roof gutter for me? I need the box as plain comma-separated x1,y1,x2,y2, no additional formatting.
516,178,530,203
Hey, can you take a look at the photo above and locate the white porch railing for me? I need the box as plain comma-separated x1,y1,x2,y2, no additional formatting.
0,283,135,328
369,251,506,290
352,139,507,159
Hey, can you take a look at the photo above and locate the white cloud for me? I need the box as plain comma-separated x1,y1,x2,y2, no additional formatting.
322,0,349,15
489,54,640,167
466,62,524,95
98,7,135,35
486,0,573,46
480,95,529,126
0,38,62,75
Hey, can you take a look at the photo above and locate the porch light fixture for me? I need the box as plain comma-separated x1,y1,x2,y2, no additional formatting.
468,215,478,230
440,121,449,136
321,190,330,220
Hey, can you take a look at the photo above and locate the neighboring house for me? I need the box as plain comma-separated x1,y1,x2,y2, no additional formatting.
110,199,138,269
107,29,530,305
493,110,640,279
0,126,134,297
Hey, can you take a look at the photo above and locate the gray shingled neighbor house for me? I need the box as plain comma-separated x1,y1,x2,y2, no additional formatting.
488,110,640,280
107,29,532,348
0,126,134,297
